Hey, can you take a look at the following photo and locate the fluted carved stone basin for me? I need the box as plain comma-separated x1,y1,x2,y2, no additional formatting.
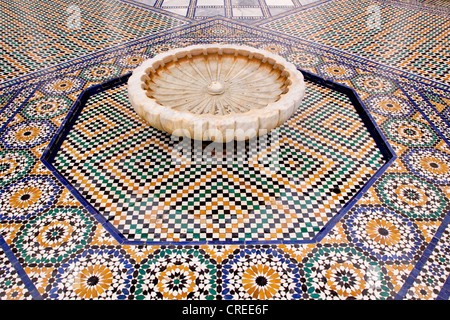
127,44,305,142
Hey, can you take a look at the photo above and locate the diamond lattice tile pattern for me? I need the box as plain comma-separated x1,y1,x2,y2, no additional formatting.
54,81,384,243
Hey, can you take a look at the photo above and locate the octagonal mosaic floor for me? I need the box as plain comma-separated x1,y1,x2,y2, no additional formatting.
0,0,450,300
48,75,389,244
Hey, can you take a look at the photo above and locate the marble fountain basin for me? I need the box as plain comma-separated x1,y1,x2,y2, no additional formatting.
127,44,305,142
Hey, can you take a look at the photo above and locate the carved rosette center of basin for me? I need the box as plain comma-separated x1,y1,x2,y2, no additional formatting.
127,44,306,142
206,81,225,95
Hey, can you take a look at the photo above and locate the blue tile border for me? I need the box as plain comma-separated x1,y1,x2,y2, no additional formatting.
300,70,397,243
0,235,42,300
0,84,43,136
437,274,450,300
395,213,450,300
398,83,450,148
415,87,450,135
41,68,395,246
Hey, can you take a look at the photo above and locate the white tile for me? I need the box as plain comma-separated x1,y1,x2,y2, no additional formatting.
232,0,259,5
298,0,319,5
197,0,225,5
162,0,190,6
135,0,157,5
265,0,293,6
195,7,225,16
163,7,189,15
268,6,293,16
232,7,263,17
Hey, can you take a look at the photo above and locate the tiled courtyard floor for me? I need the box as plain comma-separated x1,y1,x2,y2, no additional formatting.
0,0,449,300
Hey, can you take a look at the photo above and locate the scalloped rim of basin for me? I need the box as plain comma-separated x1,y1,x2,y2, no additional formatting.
127,44,306,142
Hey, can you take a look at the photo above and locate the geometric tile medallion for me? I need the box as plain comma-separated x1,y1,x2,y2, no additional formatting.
42,71,395,245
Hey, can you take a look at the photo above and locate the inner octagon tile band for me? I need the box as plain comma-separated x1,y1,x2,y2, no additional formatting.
41,70,396,245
